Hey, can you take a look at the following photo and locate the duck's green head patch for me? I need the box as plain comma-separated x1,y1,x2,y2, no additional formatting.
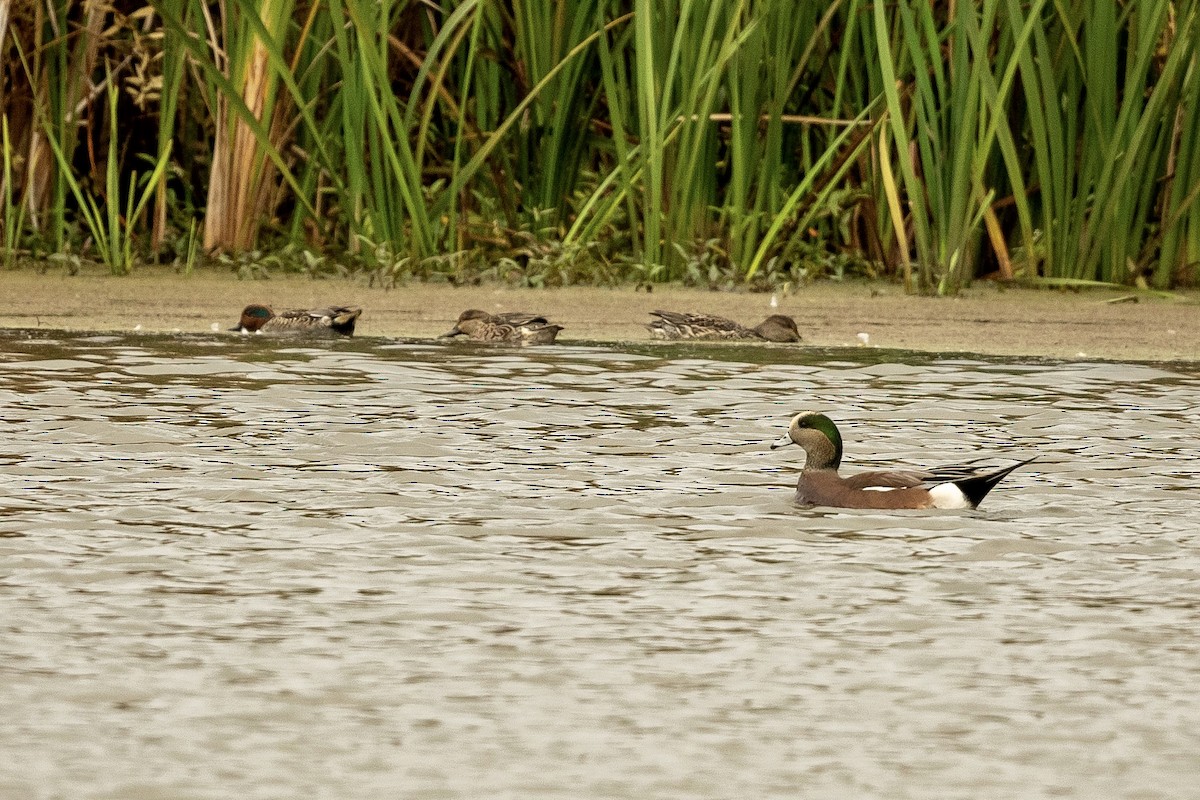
792,411,843,467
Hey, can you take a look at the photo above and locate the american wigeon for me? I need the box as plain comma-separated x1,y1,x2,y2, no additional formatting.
232,304,362,336
771,411,1035,509
647,310,801,342
441,309,563,344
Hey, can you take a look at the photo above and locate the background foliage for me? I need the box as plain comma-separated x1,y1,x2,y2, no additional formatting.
2,0,1199,290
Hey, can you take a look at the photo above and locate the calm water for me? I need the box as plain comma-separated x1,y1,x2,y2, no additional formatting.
1,330,1198,800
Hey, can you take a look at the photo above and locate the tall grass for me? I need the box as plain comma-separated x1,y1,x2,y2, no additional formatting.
332,0,436,256
873,0,1025,293
2,0,1200,289
1002,0,1200,287
42,65,170,274
1158,10,1200,288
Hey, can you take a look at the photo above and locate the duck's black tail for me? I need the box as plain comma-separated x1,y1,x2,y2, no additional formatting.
952,456,1038,509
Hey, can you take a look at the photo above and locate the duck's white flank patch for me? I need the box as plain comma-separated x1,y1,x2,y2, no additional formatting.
928,482,971,509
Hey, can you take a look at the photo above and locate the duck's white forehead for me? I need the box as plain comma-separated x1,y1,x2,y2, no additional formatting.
788,411,816,428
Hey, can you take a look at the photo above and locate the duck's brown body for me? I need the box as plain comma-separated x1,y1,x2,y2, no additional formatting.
647,310,801,342
442,309,563,344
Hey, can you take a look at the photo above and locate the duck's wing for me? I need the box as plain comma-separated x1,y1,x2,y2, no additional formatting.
846,457,1028,490
493,311,549,325
920,455,1036,485
267,308,325,329
649,310,744,338
842,469,931,490
271,306,360,335
649,309,690,324
652,310,740,329
308,305,360,318
273,308,318,322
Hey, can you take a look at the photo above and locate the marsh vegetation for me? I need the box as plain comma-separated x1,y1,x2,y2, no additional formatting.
4,0,1200,292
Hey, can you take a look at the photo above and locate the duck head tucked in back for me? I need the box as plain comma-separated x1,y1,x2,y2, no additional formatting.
771,411,1034,510
752,314,803,343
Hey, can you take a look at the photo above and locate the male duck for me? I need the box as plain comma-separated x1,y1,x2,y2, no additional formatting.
441,309,563,344
647,310,801,342
771,411,1035,509
233,304,362,336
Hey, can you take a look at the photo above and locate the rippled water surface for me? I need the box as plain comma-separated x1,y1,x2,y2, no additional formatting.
2,330,1198,799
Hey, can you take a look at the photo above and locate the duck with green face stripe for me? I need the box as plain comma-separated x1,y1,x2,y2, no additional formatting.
771,411,1036,510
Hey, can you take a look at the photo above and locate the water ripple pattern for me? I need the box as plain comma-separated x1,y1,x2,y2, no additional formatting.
1,331,1198,799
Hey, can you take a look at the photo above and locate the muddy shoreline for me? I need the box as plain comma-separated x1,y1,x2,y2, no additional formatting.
2,267,1197,362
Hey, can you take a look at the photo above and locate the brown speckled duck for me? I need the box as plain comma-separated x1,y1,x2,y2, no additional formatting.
771,411,1035,509
232,304,362,336
441,309,563,344
647,310,801,342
